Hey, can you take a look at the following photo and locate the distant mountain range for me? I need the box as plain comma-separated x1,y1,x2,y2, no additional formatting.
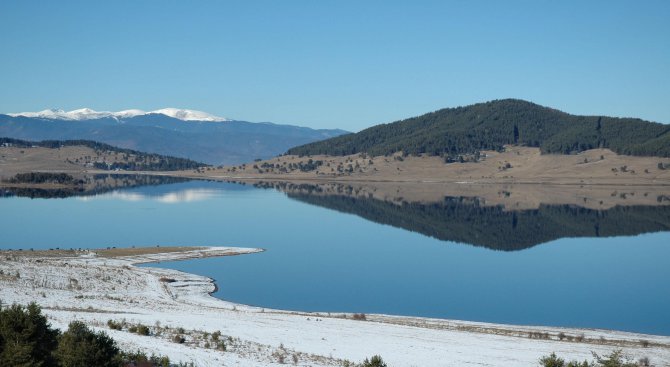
7,107,230,122
0,108,347,165
288,99,670,158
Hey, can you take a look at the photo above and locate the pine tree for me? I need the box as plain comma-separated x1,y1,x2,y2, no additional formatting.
0,303,59,367
55,321,121,367
362,355,388,367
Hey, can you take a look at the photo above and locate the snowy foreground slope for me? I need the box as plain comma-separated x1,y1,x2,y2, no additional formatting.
1,247,669,367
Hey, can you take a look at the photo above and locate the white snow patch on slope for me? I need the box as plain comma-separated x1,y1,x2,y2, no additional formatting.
7,108,229,122
150,108,228,122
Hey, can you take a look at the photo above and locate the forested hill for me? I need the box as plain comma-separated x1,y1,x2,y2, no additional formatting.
0,137,206,171
287,99,670,158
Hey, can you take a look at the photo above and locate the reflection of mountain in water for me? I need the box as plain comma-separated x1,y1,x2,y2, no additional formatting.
269,184,670,251
0,174,190,199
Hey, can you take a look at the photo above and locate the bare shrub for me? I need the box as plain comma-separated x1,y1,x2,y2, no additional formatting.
107,319,123,330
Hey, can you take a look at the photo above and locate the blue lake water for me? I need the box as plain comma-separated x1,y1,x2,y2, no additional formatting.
1,179,669,335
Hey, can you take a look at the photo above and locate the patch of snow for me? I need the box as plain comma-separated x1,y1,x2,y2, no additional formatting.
114,109,147,119
150,108,228,122
7,108,229,122
2,247,669,367
66,108,114,120
8,109,73,120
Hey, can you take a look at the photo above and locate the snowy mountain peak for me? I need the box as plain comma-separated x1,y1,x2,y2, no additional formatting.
7,108,229,122
114,109,147,119
150,108,228,122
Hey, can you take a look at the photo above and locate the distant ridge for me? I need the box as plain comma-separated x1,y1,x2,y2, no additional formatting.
287,99,670,158
0,111,348,165
7,107,229,122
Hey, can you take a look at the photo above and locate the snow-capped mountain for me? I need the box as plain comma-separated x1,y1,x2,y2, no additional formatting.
0,109,347,165
149,108,228,122
8,108,229,122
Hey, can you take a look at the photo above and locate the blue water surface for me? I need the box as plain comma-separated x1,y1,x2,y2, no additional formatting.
1,180,669,335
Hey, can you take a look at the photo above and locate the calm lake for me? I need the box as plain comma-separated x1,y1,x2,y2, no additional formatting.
1,179,669,336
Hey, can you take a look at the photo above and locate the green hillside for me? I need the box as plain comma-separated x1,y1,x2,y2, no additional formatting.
287,99,670,159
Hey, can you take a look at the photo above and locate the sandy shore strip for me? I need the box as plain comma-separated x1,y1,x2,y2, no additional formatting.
1,246,669,366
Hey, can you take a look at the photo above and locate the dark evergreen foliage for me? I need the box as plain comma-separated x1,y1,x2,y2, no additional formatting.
0,303,59,367
6,172,77,184
55,321,121,367
287,99,670,158
539,350,640,367
0,174,189,199
362,355,388,367
0,302,173,367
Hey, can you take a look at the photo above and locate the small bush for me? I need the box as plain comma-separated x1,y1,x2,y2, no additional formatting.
107,319,123,330
56,321,121,367
172,334,185,344
539,350,640,367
592,349,637,367
136,324,150,336
539,353,565,367
362,355,387,367
352,313,367,321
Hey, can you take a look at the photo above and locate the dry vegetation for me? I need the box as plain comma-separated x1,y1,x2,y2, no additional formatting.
186,146,670,186
0,143,197,184
0,145,137,179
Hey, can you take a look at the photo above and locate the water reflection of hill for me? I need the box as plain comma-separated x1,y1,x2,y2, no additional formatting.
0,174,189,199
255,181,670,251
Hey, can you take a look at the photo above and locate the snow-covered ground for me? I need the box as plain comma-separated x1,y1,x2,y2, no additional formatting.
1,247,669,366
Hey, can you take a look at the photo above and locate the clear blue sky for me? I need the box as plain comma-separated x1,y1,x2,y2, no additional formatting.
1,0,668,131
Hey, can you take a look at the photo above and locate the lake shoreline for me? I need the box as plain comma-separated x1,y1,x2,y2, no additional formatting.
2,246,669,366
166,146,670,187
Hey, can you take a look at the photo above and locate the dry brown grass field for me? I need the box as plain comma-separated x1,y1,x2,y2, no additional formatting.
181,146,670,186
